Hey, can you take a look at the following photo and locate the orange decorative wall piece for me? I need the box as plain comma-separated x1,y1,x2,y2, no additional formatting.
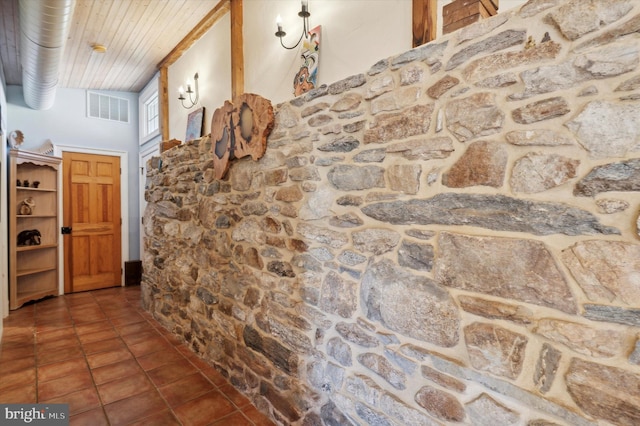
212,93,274,179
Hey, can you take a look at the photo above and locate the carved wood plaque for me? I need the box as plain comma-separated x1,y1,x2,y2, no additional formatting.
211,93,274,179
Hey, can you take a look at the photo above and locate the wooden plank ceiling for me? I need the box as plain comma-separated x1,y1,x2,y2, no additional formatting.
0,0,221,92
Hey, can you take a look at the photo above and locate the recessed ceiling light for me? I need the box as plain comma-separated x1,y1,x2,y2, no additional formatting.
92,44,107,53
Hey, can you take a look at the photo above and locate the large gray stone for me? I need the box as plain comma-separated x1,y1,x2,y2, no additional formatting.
566,101,640,158
446,30,527,71
435,233,577,314
574,159,640,196
361,259,460,347
561,240,640,304
362,193,619,236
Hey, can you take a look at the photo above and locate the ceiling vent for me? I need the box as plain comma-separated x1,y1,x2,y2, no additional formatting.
19,0,76,110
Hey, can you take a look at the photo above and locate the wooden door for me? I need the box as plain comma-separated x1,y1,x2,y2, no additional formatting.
63,152,122,293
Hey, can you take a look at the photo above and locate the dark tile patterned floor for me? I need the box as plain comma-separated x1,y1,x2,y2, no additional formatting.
0,286,276,426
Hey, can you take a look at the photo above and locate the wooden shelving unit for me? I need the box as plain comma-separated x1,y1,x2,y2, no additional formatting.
9,149,62,310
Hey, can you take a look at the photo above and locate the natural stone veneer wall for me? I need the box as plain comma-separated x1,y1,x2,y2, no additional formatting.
142,0,640,424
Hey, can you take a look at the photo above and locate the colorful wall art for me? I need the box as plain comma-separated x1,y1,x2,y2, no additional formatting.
185,107,205,142
294,25,321,96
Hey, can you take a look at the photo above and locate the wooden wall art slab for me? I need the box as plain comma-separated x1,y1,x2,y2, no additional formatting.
211,93,274,180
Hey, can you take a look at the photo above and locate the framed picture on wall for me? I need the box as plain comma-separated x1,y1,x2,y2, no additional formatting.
185,107,205,142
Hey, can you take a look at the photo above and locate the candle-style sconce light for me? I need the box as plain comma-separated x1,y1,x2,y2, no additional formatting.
178,73,199,109
275,0,311,50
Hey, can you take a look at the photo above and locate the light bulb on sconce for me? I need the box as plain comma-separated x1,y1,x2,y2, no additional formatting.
178,73,199,109
274,0,311,50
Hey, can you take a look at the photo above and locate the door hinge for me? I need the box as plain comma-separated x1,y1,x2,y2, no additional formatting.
121,268,123,275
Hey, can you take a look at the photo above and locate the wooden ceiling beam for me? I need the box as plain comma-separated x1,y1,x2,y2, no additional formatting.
413,0,437,47
157,0,230,69
158,0,235,141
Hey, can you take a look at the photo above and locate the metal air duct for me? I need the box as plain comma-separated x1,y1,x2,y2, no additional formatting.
19,0,76,110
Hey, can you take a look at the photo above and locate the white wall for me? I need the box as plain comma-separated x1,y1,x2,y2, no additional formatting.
166,0,528,141
167,0,412,142
169,13,232,141
6,86,141,260
244,0,413,105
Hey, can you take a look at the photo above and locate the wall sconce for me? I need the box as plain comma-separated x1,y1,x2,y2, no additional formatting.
275,0,310,50
178,72,199,109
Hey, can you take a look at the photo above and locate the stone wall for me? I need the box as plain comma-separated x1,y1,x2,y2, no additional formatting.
142,0,640,424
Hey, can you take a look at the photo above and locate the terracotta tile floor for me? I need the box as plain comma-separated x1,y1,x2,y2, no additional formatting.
0,286,276,426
